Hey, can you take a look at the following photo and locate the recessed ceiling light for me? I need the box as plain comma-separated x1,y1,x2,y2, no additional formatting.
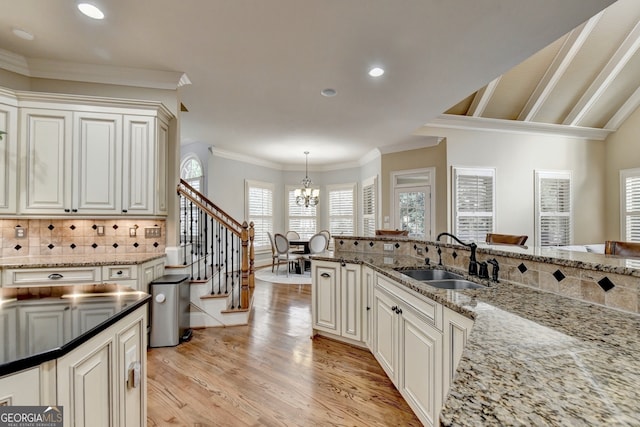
12,28,34,41
78,3,105,19
368,67,385,77
321,88,337,97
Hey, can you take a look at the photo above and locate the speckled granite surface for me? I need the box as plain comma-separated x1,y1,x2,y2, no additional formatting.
0,253,165,268
313,251,640,426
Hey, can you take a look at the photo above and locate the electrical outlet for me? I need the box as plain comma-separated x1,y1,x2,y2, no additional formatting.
97,225,105,236
416,247,423,255
15,226,27,239
383,243,394,251
145,227,162,238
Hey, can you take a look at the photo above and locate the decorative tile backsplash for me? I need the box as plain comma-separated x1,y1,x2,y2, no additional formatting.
0,219,166,257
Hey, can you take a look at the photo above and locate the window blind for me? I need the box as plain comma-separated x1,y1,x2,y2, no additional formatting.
287,188,317,239
362,177,377,237
453,168,495,242
536,171,571,246
328,185,355,237
247,183,274,249
622,170,640,241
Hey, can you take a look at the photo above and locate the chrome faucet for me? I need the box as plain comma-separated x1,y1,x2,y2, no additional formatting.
436,232,478,276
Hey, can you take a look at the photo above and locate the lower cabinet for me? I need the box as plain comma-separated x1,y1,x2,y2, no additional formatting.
373,276,442,427
0,367,41,406
311,260,363,345
443,306,474,397
56,305,147,427
362,266,375,350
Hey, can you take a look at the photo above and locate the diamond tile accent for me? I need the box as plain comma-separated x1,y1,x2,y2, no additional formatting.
339,240,344,246
48,224,55,230
70,243,76,249
112,224,118,230
597,277,615,292
369,242,374,247
92,224,97,230
413,244,417,250
92,243,98,249
424,247,429,253
553,270,565,282
353,241,359,246
14,245,22,251
394,243,400,249
518,263,528,273
70,225,76,230
112,243,119,248
133,242,139,248
47,244,55,250
452,251,458,259
153,242,159,248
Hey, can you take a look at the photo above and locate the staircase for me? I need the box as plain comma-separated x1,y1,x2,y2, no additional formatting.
171,179,255,327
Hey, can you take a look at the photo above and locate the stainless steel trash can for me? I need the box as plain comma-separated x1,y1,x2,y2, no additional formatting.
149,274,192,347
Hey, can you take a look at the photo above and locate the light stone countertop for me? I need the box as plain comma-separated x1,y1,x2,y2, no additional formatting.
0,253,166,269
312,251,640,426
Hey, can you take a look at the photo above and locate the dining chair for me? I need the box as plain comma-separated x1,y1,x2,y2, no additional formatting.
604,240,640,257
274,233,301,276
319,229,331,250
285,230,301,240
266,231,278,272
485,233,528,246
301,233,328,271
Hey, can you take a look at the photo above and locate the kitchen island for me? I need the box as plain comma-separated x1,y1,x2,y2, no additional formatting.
312,238,640,426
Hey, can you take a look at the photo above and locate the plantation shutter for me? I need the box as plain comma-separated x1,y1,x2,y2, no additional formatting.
622,169,640,241
362,177,377,236
287,188,317,239
536,171,572,246
328,185,355,237
453,168,495,242
246,181,273,249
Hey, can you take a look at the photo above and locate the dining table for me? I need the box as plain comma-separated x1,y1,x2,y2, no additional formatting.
288,238,310,274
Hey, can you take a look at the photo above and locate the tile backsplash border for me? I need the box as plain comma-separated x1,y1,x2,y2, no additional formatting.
334,236,639,314
0,218,166,257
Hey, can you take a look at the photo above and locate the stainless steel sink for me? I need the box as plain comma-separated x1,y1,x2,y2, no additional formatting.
425,279,486,290
396,269,463,281
395,268,486,290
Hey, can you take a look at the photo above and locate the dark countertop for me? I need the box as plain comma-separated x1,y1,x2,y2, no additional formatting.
0,284,150,377
311,251,640,426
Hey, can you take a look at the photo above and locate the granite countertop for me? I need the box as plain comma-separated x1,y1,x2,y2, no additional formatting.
0,253,166,269
312,251,640,426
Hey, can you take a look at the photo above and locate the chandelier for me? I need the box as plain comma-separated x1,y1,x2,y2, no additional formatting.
295,151,319,207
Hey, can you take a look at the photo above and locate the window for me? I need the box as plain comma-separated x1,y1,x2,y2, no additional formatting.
328,184,356,237
362,176,377,236
245,180,274,250
535,170,572,246
180,155,204,242
181,155,203,191
453,167,495,242
620,168,640,241
286,186,317,239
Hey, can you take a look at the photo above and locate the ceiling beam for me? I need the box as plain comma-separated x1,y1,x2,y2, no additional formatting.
605,84,640,129
467,77,501,117
563,19,640,126
518,13,602,122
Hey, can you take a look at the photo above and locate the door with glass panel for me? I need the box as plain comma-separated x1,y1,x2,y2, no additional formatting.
394,185,431,238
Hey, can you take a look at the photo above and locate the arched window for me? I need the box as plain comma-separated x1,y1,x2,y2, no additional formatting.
180,154,203,191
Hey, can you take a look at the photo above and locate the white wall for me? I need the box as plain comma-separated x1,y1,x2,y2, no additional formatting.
420,126,606,245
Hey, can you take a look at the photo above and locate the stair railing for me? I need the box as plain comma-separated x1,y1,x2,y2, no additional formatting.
177,179,254,309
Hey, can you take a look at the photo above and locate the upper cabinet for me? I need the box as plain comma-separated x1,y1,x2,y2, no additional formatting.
0,92,18,214
12,90,174,217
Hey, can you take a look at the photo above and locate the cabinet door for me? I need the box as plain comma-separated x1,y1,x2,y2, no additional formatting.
362,267,374,349
122,115,155,214
72,112,122,213
155,119,169,215
0,368,41,406
340,263,361,341
372,287,398,383
398,305,443,427
117,315,146,427
443,307,474,396
311,261,340,334
20,108,73,213
73,302,119,336
0,307,17,363
0,101,17,214
58,341,113,427
18,303,71,357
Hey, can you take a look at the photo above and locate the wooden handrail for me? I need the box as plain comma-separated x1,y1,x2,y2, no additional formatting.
177,179,243,236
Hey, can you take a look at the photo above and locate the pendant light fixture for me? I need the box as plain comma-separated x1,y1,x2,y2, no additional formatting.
295,151,319,208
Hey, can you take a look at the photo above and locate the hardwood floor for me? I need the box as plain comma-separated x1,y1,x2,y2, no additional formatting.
147,279,421,426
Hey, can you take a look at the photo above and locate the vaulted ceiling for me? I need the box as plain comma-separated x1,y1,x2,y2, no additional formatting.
0,0,623,167
440,0,640,136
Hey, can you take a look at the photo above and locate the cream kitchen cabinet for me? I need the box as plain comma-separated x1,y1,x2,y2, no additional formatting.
362,265,374,350
0,307,16,364
311,260,362,345
373,274,443,427
0,93,18,214
18,302,72,357
442,306,474,397
0,367,41,406
16,91,173,217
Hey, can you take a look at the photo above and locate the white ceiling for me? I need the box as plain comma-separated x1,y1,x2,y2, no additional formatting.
0,0,617,168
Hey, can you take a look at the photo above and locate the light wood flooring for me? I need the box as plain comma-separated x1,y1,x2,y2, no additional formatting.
147,278,420,426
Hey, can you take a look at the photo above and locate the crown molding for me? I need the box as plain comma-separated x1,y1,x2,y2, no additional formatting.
0,48,187,90
210,147,283,170
379,136,442,154
420,114,613,140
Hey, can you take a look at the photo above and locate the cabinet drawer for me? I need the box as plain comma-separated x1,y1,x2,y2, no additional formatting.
376,274,441,330
102,265,137,281
3,267,101,287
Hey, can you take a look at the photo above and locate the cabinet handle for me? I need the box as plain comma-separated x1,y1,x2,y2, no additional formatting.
64,209,70,213
116,270,123,275
391,305,397,312
366,306,371,311
122,209,128,213
72,209,78,213
320,272,331,278
397,308,403,315
48,273,64,280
